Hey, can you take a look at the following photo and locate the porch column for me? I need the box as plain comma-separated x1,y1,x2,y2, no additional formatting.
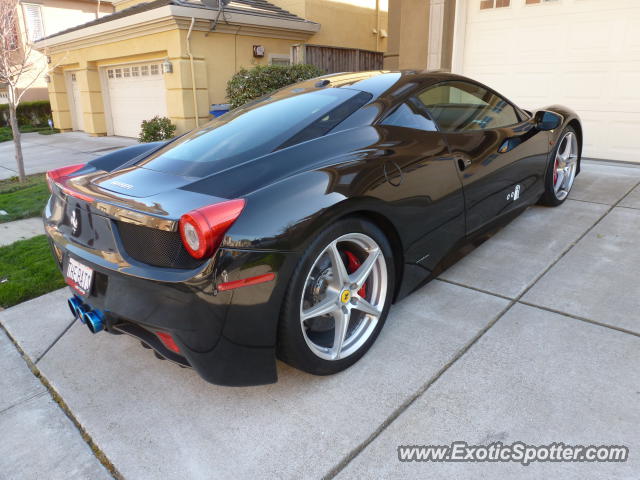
47,68,72,131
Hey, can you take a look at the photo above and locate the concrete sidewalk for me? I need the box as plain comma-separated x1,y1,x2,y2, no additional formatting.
0,218,44,247
0,132,137,180
0,160,639,479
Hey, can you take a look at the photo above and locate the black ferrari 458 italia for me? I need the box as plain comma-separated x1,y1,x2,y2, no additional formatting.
44,71,582,386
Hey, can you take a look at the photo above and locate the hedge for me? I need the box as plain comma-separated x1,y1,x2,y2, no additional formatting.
226,64,325,109
0,100,52,127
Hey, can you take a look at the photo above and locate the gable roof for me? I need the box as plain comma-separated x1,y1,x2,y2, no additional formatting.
40,0,316,41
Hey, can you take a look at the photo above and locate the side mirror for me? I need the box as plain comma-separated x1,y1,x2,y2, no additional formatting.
535,111,562,131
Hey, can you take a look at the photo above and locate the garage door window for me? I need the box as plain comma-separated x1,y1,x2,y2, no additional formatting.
526,0,558,4
419,81,520,132
480,0,510,9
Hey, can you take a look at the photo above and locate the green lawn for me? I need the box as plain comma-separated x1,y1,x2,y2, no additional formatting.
0,174,50,223
0,235,66,309
0,125,60,142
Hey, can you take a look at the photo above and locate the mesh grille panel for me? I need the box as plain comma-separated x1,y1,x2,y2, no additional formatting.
116,221,202,269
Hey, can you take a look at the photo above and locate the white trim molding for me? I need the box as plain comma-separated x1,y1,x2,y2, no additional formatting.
451,0,468,74
427,0,445,70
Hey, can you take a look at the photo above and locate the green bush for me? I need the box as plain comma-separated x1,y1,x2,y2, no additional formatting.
226,64,325,109
0,100,52,127
138,116,176,143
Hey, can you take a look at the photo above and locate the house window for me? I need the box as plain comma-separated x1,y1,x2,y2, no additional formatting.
23,3,45,41
123,67,130,78
141,65,149,76
480,0,510,9
115,68,122,78
150,64,159,75
270,55,291,66
107,69,114,79
131,66,139,76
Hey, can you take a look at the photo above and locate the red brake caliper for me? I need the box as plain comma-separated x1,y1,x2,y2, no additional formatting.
553,158,558,184
343,250,367,298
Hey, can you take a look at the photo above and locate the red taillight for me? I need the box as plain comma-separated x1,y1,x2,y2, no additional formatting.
156,331,180,353
46,164,94,202
178,199,245,259
46,163,85,192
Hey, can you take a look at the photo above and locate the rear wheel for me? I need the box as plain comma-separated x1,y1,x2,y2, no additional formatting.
278,218,395,375
539,127,579,206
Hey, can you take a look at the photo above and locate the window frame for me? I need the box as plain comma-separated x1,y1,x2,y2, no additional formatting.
22,3,45,42
379,80,529,133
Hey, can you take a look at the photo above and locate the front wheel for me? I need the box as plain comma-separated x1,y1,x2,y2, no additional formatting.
277,218,395,376
539,127,579,206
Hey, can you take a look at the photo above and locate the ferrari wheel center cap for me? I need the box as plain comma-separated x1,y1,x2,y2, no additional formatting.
340,289,352,304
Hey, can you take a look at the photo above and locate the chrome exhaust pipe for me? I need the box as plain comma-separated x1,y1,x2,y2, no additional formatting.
81,309,104,334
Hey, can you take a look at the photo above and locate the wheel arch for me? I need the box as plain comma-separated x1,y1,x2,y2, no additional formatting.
567,118,583,174
335,209,405,302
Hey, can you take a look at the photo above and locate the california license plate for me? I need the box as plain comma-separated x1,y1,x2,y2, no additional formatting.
66,257,94,295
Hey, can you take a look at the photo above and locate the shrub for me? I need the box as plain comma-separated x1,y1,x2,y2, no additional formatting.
226,64,325,109
0,100,52,127
138,116,176,143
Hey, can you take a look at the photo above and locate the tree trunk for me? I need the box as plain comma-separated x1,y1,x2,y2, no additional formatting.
8,102,26,183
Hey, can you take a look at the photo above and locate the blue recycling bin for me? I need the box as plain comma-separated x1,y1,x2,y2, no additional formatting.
210,103,230,118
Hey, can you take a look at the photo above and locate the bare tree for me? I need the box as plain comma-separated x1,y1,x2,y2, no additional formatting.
0,0,50,182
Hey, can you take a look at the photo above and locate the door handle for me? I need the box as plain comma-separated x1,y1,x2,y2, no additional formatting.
457,157,471,171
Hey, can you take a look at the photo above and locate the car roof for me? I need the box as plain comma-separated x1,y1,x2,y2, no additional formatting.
288,70,474,98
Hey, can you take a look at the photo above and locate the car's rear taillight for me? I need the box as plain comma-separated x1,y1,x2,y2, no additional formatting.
178,199,245,259
46,163,85,192
46,164,94,202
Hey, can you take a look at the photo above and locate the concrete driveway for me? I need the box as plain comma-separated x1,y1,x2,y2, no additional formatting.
0,132,137,180
1,160,639,479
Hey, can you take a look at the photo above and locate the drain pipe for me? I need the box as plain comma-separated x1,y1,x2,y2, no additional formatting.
186,17,199,127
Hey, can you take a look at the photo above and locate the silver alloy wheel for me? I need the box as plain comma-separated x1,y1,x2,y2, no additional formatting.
553,131,579,201
299,233,388,361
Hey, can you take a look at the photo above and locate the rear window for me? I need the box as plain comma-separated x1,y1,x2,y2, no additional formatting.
137,88,370,178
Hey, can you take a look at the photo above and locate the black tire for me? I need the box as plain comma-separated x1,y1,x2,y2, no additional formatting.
277,217,395,376
539,126,577,207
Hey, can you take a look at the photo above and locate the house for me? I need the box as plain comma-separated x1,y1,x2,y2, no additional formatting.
34,0,389,138
385,0,640,163
1,0,114,104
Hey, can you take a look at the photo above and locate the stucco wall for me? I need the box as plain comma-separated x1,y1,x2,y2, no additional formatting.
47,27,301,135
115,0,388,52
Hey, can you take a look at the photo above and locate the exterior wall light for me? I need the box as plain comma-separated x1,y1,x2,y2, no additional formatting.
44,74,51,83
162,59,173,74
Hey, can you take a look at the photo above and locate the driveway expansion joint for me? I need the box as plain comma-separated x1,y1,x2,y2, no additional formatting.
35,318,78,364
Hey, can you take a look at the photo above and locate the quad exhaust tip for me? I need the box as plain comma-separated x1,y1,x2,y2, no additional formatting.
67,296,104,334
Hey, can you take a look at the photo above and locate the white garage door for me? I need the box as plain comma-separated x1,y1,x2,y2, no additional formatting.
459,0,640,162
105,62,167,138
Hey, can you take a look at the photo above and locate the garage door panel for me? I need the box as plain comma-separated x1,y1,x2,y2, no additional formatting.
105,63,167,138
462,0,640,161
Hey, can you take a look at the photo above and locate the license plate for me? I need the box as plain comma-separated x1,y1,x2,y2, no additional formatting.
66,257,94,295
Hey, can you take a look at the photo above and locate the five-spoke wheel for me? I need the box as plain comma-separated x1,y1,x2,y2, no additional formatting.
540,126,579,206
552,131,578,201
278,218,394,375
300,233,387,361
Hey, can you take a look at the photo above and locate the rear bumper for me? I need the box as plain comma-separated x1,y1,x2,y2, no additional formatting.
46,221,294,386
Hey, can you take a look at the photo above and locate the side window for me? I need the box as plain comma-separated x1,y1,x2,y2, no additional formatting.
381,96,437,132
418,81,519,132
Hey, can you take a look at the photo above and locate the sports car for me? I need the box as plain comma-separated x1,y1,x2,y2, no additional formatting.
44,71,582,386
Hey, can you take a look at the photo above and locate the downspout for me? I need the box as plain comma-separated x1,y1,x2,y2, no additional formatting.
186,17,199,127
375,0,380,51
